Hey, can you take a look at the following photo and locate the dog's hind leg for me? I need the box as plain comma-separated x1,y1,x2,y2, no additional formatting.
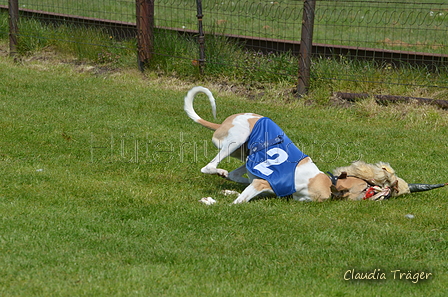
201,133,249,178
201,113,260,178
232,179,274,204
201,142,243,177
227,164,250,184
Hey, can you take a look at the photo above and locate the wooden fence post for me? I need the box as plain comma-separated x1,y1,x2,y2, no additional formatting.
136,0,154,71
8,0,19,57
196,0,205,75
297,0,316,96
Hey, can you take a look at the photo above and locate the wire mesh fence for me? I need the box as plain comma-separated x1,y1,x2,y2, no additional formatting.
316,0,447,55
1,0,447,93
313,0,448,89
1,0,136,63
17,0,135,22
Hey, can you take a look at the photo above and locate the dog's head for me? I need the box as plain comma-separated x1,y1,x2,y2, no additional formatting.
330,174,370,200
330,171,410,201
331,161,414,200
330,161,446,200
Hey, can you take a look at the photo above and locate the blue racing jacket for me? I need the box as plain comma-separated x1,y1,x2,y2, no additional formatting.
246,117,308,197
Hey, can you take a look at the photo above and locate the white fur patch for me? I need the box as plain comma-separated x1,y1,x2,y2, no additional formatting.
292,158,321,201
221,190,240,196
199,197,217,205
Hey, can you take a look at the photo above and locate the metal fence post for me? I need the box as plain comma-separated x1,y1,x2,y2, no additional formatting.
297,0,316,97
136,0,154,71
8,0,19,57
196,0,205,75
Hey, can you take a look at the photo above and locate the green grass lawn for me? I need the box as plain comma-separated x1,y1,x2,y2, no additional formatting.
0,52,448,296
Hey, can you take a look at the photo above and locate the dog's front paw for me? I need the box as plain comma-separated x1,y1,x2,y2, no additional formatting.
232,197,245,204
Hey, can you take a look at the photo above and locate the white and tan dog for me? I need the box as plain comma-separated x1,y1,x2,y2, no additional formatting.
185,86,447,203
184,86,332,203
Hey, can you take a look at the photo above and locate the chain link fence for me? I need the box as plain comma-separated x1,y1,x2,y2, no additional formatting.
1,0,447,94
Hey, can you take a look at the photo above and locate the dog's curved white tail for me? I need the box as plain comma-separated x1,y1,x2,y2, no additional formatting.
184,86,221,130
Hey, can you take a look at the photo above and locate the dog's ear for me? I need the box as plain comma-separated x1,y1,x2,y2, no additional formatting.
391,180,399,194
338,172,347,179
